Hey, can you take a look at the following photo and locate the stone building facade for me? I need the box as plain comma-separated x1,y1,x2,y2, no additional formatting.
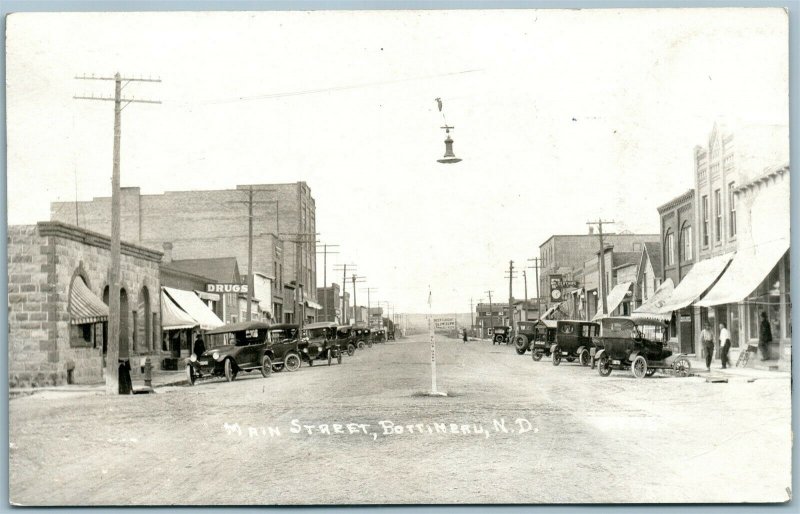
8,222,162,387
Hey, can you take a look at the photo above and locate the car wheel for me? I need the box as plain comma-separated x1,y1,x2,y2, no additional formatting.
367,340,373,348
631,355,648,379
552,347,562,366
284,352,301,372
672,356,691,377
532,351,543,361
308,357,314,367
514,336,528,354
494,335,503,344
579,349,591,367
327,351,332,366
261,356,273,378
185,365,196,386
357,341,365,350
224,359,237,382
598,355,612,377
347,344,356,356
337,351,343,364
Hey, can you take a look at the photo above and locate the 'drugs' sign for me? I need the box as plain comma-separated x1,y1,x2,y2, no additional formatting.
206,283,249,294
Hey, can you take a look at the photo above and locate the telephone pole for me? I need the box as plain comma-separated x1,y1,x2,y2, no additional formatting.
523,270,528,321
362,287,378,327
280,232,319,331
74,72,160,395
504,260,518,331
469,297,474,334
227,188,276,321
587,219,615,317
528,257,542,319
316,244,339,321
333,264,355,323
351,274,367,323
485,290,494,337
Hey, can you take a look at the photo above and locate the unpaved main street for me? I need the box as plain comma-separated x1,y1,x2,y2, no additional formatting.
9,335,792,505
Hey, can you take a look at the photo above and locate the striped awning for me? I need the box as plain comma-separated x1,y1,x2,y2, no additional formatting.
69,277,109,325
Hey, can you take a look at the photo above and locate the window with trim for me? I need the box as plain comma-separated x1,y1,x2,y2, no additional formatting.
664,229,675,266
680,223,693,261
701,196,709,246
729,182,737,237
714,189,722,242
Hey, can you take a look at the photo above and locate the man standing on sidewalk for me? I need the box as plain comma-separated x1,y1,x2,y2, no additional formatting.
700,323,714,371
718,322,731,369
759,311,772,361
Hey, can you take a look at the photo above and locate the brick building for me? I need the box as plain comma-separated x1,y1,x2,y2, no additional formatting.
475,302,510,338
50,182,318,323
8,222,161,386
317,283,341,322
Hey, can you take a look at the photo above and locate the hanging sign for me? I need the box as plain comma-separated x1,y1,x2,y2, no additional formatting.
206,283,249,294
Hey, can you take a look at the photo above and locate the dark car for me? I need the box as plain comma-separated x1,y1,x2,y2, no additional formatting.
551,320,600,366
186,321,274,384
266,324,303,372
335,325,358,356
593,317,691,378
372,328,387,343
492,326,512,345
513,319,557,356
352,326,373,349
387,327,396,341
300,321,343,366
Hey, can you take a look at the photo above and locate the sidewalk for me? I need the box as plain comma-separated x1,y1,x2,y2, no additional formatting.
9,370,188,397
685,355,790,382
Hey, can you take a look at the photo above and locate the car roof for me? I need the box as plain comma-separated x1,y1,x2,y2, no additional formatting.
303,321,338,330
267,323,300,331
556,319,599,326
205,321,271,335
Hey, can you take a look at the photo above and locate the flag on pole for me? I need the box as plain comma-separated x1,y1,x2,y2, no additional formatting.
428,289,432,306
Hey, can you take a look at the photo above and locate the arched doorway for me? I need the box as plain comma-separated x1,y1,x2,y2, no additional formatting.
139,287,151,352
119,288,129,358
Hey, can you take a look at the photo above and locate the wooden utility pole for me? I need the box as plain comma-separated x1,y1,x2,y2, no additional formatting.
587,219,615,317
228,188,276,321
523,270,528,321
316,244,339,322
528,257,542,319
362,287,378,327
74,72,160,395
333,264,355,324
504,260,517,331
351,274,366,323
469,297,474,333
280,232,319,331
485,290,494,336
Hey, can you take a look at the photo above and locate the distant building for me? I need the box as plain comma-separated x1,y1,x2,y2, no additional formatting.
475,302,510,338
317,283,341,322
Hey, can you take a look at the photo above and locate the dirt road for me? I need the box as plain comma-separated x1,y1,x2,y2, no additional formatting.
9,334,791,505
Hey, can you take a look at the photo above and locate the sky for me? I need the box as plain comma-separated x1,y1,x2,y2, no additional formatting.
5,8,789,313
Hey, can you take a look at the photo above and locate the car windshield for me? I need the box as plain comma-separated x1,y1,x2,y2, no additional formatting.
601,319,636,338
305,327,329,339
518,323,533,331
635,322,667,341
269,328,297,342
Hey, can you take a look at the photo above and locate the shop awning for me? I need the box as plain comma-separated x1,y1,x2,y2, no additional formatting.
632,278,674,321
592,281,633,320
695,239,789,308
161,290,198,330
697,174,790,308
541,303,563,320
305,299,323,310
162,286,224,330
69,277,109,325
656,253,734,313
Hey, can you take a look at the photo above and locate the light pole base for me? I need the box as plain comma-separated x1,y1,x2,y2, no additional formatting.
425,391,449,397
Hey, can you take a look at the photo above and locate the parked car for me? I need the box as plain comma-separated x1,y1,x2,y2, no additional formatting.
514,319,557,355
335,325,358,356
352,326,373,349
185,321,274,384
372,328,387,343
550,320,600,366
387,327,396,341
266,324,303,372
526,320,559,360
593,316,691,378
492,325,512,345
300,321,343,366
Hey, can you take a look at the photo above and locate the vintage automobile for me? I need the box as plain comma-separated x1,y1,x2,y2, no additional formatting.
593,316,691,378
551,320,600,366
300,321,343,366
185,321,274,384
266,324,303,372
335,325,358,356
526,320,558,360
387,327,396,341
491,325,512,345
372,328,387,343
514,319,554,355
352,326,373,349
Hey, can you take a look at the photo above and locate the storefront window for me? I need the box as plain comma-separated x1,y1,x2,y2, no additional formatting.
747,262,781,341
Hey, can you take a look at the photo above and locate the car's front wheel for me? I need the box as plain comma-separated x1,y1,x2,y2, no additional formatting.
327,351,333,366
514,336,528,355
347,344,356,356
185,365,196,386
579,349,591,367
224,359,237,382
532,351,543,361
598,355,612,377
552,346,562,366
284,352,301,372
357,341,366,350
260,356,272,378
337,351,343,364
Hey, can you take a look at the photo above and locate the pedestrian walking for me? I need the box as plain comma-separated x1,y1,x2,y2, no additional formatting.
758,311,772,361
718,322,731,369
462,328,468,344
700,323,714,371
193,333,206,358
